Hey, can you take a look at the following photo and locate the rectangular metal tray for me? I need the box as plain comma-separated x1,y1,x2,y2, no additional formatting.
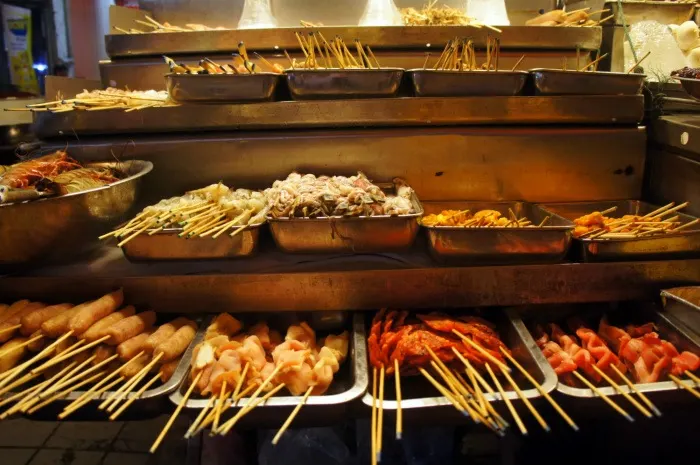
529,68,645,96
421,201,574,265
170,312,368,428
120,225,262,261
267,183,423,254
165,73,282,103
360,310,557,417
538,200,700,262
518,303,700,400
674,77,700,101
662,287,700,339
410,69,528,97
285,68,404,100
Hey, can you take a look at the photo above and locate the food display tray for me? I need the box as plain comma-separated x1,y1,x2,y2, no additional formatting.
170,312,368,428
360,310,557,420
267,183,423,254
661,287,700,339
675,77,700,101
285,68,404,100
165,73,282,103
120,224,262,261
529,69,645,96
409,70,528,97
517,303,700,402
421,201,573,265
538,200,700,262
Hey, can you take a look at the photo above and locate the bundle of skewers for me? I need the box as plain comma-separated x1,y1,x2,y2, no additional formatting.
401,1,500,32
0,150,126,204
0,289,196,427
157,314,349,450
572,202,698,239
533,314,700,419
422,208,551,228
100,183,267,247
526,8,614,27
289,32,383,70
113,15,225,34
164,42,285,75
367,310,577,463
424,36,507,71
7,88,173,113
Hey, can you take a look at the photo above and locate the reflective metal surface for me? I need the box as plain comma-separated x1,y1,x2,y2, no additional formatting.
268,185,423,254
645,149,700,218
539,200,700,262
410,70,528,97
285,68,404,100
661,287,700,339
171,313,368,426
105,26,602,58
360,310,557,413
422,201,573,265
675,77,700,101
0,160,153,266
166,73,283,103
530,69,645,95
121,225,262,261
33,96,644,138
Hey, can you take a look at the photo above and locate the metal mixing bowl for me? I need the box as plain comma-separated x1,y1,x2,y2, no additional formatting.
0,160,153,266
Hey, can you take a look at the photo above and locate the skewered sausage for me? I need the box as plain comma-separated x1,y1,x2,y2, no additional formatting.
20,303,74,336
41,307,82,338
0,302,46,343
0,304,8,316
205,313,241,340
28,330,46,352
0,300,30,325
80,305,136,342
143,317,192,354
0,337,28,373
94,345,116,365
120,353,148,378
154,321,197,362
107,311,156,346
525,9,565,25
117,331,152,361
69,289,124,335
159,358,180,383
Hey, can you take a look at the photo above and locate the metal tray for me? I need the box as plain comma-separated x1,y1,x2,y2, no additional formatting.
285,68,404,100
120,224,262,261
409,69,528,97
519,303,700,401
538,200,700,262
675,77,700,101
267,183,423,254
360,310,557,419
421,201,574,265
165,73,282,103
170,312,368,428
530,69,645,96
662,287,700,339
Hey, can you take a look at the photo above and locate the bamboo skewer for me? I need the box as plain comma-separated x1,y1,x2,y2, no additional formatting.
627,51,651,73
0,324,22,338
33,335,110,374
418,368,466,414
453,331,510,373
151,372,202,453
219,383,286,435
500,347,577,430
371,367,377,465
685,370,700,385
36,355,98,400
499,362,550,431
106,353,164,412
511,55,526,71
591,365,652,418
59,377,125,419
186,396,216,438
28,371,107,414
377,365,385,463
213,381,228,432
572,371,633,421
272,385,314,445
96,352,147,409
0,331,74,388
110,372,161,421
394,358,402,440
485,363,527,435
579,53,608,72
608,364,660,416
0,361,77,417
670,374,700,399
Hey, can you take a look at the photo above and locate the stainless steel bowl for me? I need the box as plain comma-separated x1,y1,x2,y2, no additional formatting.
0,160,153,265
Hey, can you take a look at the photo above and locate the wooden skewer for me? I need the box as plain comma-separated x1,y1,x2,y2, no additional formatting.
213,381,228,431
205,384,257,436
452,331,510,373
96,352,147,409
511,55,525,71
237,364,282,414
579,53,608,72
572,371,633,421
670,374,700,400
0,360,77,416
429,360,481,421
418,368,466,414
592,365,652,418
371,367,377,465
685,370,700,385
36,355,98,399
0,324,22,338
33,335,110,374
59,376,125,419
28,370,106,414
394,359,402,440
0,373,41,410
68,353,143,411
485,363,526,435
272,385,314,445
151,372,202,453
0,371,39,399
652,202,690,220
673,218,700,233
498,363,550,431
500,347,577,430
219,383,286,435
565,7,590,15
641,202,674,219
185,396,216,438
422,52,431,69
0,331,74,388
106,353,164,412
376,365,385,463
110,372,161,421
627,51,651,73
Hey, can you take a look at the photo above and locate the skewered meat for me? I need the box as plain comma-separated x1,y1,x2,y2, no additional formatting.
0,300,30,325
0,151,81,189
145,317,192,354
0,302,45,343
106,311,156,345
160,359,180,383
20,303,73,336
0,338,28,373
550,324,600,382
41,306,82,338
205,314,242,340
117,331,153,361
568,317,627,377
154,320,197,362
80,306,136,342
68,289,123,335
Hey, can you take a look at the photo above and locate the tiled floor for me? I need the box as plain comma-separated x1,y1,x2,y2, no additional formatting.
0,415,191,465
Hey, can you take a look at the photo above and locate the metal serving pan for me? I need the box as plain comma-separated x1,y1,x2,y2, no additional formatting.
285,68,404,100
530,69,645,96
518,303,700,402
165,73,282,103
0,160,152,267
360,310,557,421
5,313,201,421
662,287,700,339
409,69,528,97
170,312,368,428
421,201,573,265
267,183,423,254
538,200,700,262
120,224,263,261
675,77,700,101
